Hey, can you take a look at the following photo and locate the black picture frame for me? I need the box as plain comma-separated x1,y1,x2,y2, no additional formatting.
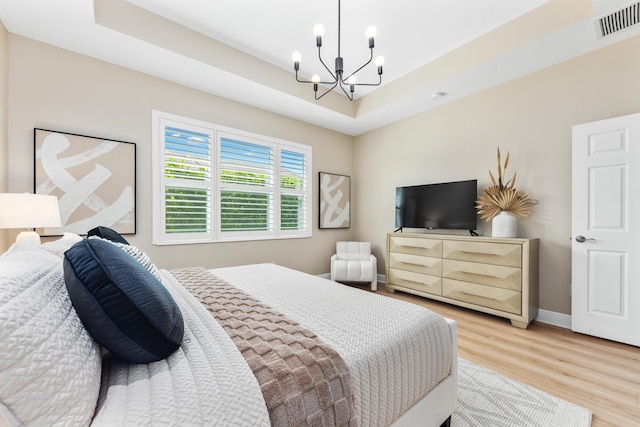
34,128,136,236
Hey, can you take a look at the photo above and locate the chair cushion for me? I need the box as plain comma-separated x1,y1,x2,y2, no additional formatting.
336,241,371,255
63,239,184,363
333,259,375,282
336,252,371,261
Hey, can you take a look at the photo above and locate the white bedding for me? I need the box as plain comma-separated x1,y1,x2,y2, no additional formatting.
1,237,455,427
91,268,270,426
0,243,102,427
92,262,453,427
212,263,454,427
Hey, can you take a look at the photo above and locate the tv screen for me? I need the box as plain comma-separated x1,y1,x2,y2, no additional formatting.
395,179,478,231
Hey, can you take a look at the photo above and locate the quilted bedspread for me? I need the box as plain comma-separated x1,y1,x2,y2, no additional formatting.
91,263,452,427
172,267,357,426
91,268,270,426
212,263,453,427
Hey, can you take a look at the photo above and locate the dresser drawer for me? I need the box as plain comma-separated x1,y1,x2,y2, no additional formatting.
443,240,522,267
389,268,441,295
442,279,522,314
387,233,538,328
442,259,521,291
389,236,442,258
389,252,442,276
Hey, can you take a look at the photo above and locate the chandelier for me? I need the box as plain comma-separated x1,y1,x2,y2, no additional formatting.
291,0,384,101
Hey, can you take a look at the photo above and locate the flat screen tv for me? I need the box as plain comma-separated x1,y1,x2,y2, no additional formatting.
395,179,478,231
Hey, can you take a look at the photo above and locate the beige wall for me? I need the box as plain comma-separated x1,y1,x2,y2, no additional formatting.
0,22,8,249
5,35,354,273
5,29,640,316
353,35,640,315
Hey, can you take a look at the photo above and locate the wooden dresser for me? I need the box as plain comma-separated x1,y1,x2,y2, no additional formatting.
386,233,539,328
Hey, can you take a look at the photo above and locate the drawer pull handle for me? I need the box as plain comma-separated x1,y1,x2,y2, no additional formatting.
400,262,434,268
457,250,500,257
457,290,495,301
458,271,498,280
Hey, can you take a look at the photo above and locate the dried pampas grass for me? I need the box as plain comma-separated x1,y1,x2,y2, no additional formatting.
476,147,536,221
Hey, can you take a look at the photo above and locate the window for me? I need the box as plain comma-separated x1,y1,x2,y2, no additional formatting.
152,111,311,244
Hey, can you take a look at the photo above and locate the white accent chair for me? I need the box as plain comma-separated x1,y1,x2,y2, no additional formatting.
330,241,377,291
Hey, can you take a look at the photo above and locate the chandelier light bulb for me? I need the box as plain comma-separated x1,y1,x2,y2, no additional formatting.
292,51,302,63
347,75,357,85
313,24,325,37
366,26,377,39
375,56,385,75
311,74,320,83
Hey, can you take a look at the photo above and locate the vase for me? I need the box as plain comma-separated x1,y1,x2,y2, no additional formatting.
492,211,517,238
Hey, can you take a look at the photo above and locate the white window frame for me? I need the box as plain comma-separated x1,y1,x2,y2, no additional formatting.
152,110,312,245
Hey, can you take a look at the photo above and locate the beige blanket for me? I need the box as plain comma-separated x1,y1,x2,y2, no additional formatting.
171,267,357,427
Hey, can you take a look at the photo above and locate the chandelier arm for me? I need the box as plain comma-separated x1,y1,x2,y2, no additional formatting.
295,75,314,84
295,70,315,84
352,74,383,87
342,49,374,83
337,80,354,100
315,82,340,100
317,47,337,81
296,69,336,85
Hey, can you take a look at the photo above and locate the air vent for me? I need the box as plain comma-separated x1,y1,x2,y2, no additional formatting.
596,2,640,38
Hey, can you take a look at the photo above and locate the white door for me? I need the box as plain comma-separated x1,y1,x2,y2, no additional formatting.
572,112,640,347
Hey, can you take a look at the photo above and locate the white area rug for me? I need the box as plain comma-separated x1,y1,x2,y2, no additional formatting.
454,358,592,427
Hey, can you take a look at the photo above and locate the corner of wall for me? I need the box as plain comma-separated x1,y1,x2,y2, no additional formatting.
0,22,8,191
1,21,9,252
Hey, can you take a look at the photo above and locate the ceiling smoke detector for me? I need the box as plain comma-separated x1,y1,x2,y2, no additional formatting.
594,1,640,39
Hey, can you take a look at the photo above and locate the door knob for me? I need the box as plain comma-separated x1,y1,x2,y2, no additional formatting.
575,235,596,243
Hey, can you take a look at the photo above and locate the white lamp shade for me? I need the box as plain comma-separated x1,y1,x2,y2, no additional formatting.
0,193,62,229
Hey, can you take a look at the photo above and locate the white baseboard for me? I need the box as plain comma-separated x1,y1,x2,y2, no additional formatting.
322,273,572,330
535,309,571,329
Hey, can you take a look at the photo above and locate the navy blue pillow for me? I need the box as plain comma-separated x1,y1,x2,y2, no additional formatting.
87,226,129,245
63,239,184,363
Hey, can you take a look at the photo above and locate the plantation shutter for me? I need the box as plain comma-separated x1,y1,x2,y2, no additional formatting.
153,110,311,244
219,135,275,235
280,149,308,232
162,124,212,239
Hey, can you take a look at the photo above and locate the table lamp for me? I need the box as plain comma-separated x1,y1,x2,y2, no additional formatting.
0,193,62,245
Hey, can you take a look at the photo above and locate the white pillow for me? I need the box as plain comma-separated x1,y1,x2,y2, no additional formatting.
41,232,83,258
0,244,101,427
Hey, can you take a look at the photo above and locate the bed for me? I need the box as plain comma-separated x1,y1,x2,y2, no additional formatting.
0,233,457,427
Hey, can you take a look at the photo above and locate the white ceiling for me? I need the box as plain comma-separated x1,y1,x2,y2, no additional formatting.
1,0,639,135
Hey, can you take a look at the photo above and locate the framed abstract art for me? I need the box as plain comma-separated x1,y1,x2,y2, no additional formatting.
319,172,350,229
34,128,136,236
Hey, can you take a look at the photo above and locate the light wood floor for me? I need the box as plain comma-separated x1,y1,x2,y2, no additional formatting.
371,285,640,427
